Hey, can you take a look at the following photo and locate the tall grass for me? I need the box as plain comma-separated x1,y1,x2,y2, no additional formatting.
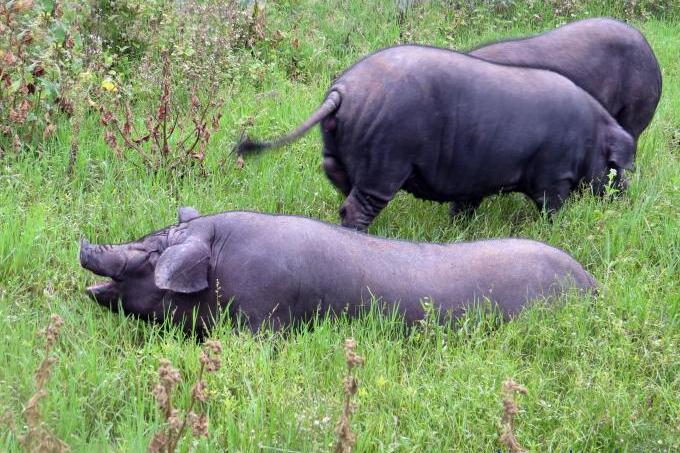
0,1,678,451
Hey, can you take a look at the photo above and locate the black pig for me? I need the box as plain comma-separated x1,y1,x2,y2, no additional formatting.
80,208,596,335
470,17,662,142
238,45,635,230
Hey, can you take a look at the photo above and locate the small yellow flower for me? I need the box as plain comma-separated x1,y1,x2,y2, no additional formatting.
376,376,387,388
101,79,117,92
79,71,93,82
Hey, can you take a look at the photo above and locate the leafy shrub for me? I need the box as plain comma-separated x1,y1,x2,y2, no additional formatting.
93,0,268,172
84,0,156,61
1,0,263,157
0,0,85,153
98,51,224,174
86,0,263,97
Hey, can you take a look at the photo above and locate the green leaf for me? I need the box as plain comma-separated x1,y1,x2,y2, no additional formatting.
39,79,60,102
9,78,22,95
40,0,55,14
50,23,67,44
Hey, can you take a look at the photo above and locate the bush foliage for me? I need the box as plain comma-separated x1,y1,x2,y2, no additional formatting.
2,0,678,157
0,0,85,153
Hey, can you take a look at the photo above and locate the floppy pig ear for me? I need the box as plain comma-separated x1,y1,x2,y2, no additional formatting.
178,206,201,223
155,241,210,293
607,129,635,170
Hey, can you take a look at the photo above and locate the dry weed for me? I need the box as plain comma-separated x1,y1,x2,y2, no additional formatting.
98,51,223,174
148,339,222,453
499,378,528,453
16,314,70,452
334,338,365,453
246,0,266,47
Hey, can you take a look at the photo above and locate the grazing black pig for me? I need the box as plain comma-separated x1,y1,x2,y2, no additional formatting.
80,207,596,335
238,45,635,230
464,17,662,201
470,17,662,142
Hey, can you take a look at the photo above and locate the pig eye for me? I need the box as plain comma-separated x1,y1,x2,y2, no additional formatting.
123,250,153,274
148,251,161,266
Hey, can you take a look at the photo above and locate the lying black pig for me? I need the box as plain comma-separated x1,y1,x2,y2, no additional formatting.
80,208,596,335
237,45,635,231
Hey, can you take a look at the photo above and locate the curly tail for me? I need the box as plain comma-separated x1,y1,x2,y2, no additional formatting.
235,90,342,156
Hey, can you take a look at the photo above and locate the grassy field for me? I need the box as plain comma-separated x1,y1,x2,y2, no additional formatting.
1,1,679,451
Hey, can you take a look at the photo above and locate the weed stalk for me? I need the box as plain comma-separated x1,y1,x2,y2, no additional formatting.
19,314,70,452
148,339,222,453
499,378,528,453
334,338,364,453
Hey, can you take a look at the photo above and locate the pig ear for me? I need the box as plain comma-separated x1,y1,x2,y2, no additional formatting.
155,241,210,293
178,206,201,223
607,128,636,170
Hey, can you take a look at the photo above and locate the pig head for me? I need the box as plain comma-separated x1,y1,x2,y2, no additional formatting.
79,207,218,334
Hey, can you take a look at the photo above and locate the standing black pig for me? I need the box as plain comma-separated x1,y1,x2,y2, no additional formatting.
466,17,662,200
470,17,662,142
80,208,596,335
238,45,635,231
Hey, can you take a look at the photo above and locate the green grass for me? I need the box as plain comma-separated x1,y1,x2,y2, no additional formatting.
1,1,679,451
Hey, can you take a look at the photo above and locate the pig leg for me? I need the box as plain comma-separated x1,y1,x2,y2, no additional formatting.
339,170,410,231
339,187,388,232
593,165,630,197
248,316,284,333
530,180,573,215
448,199,482,219
323,156,352,196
